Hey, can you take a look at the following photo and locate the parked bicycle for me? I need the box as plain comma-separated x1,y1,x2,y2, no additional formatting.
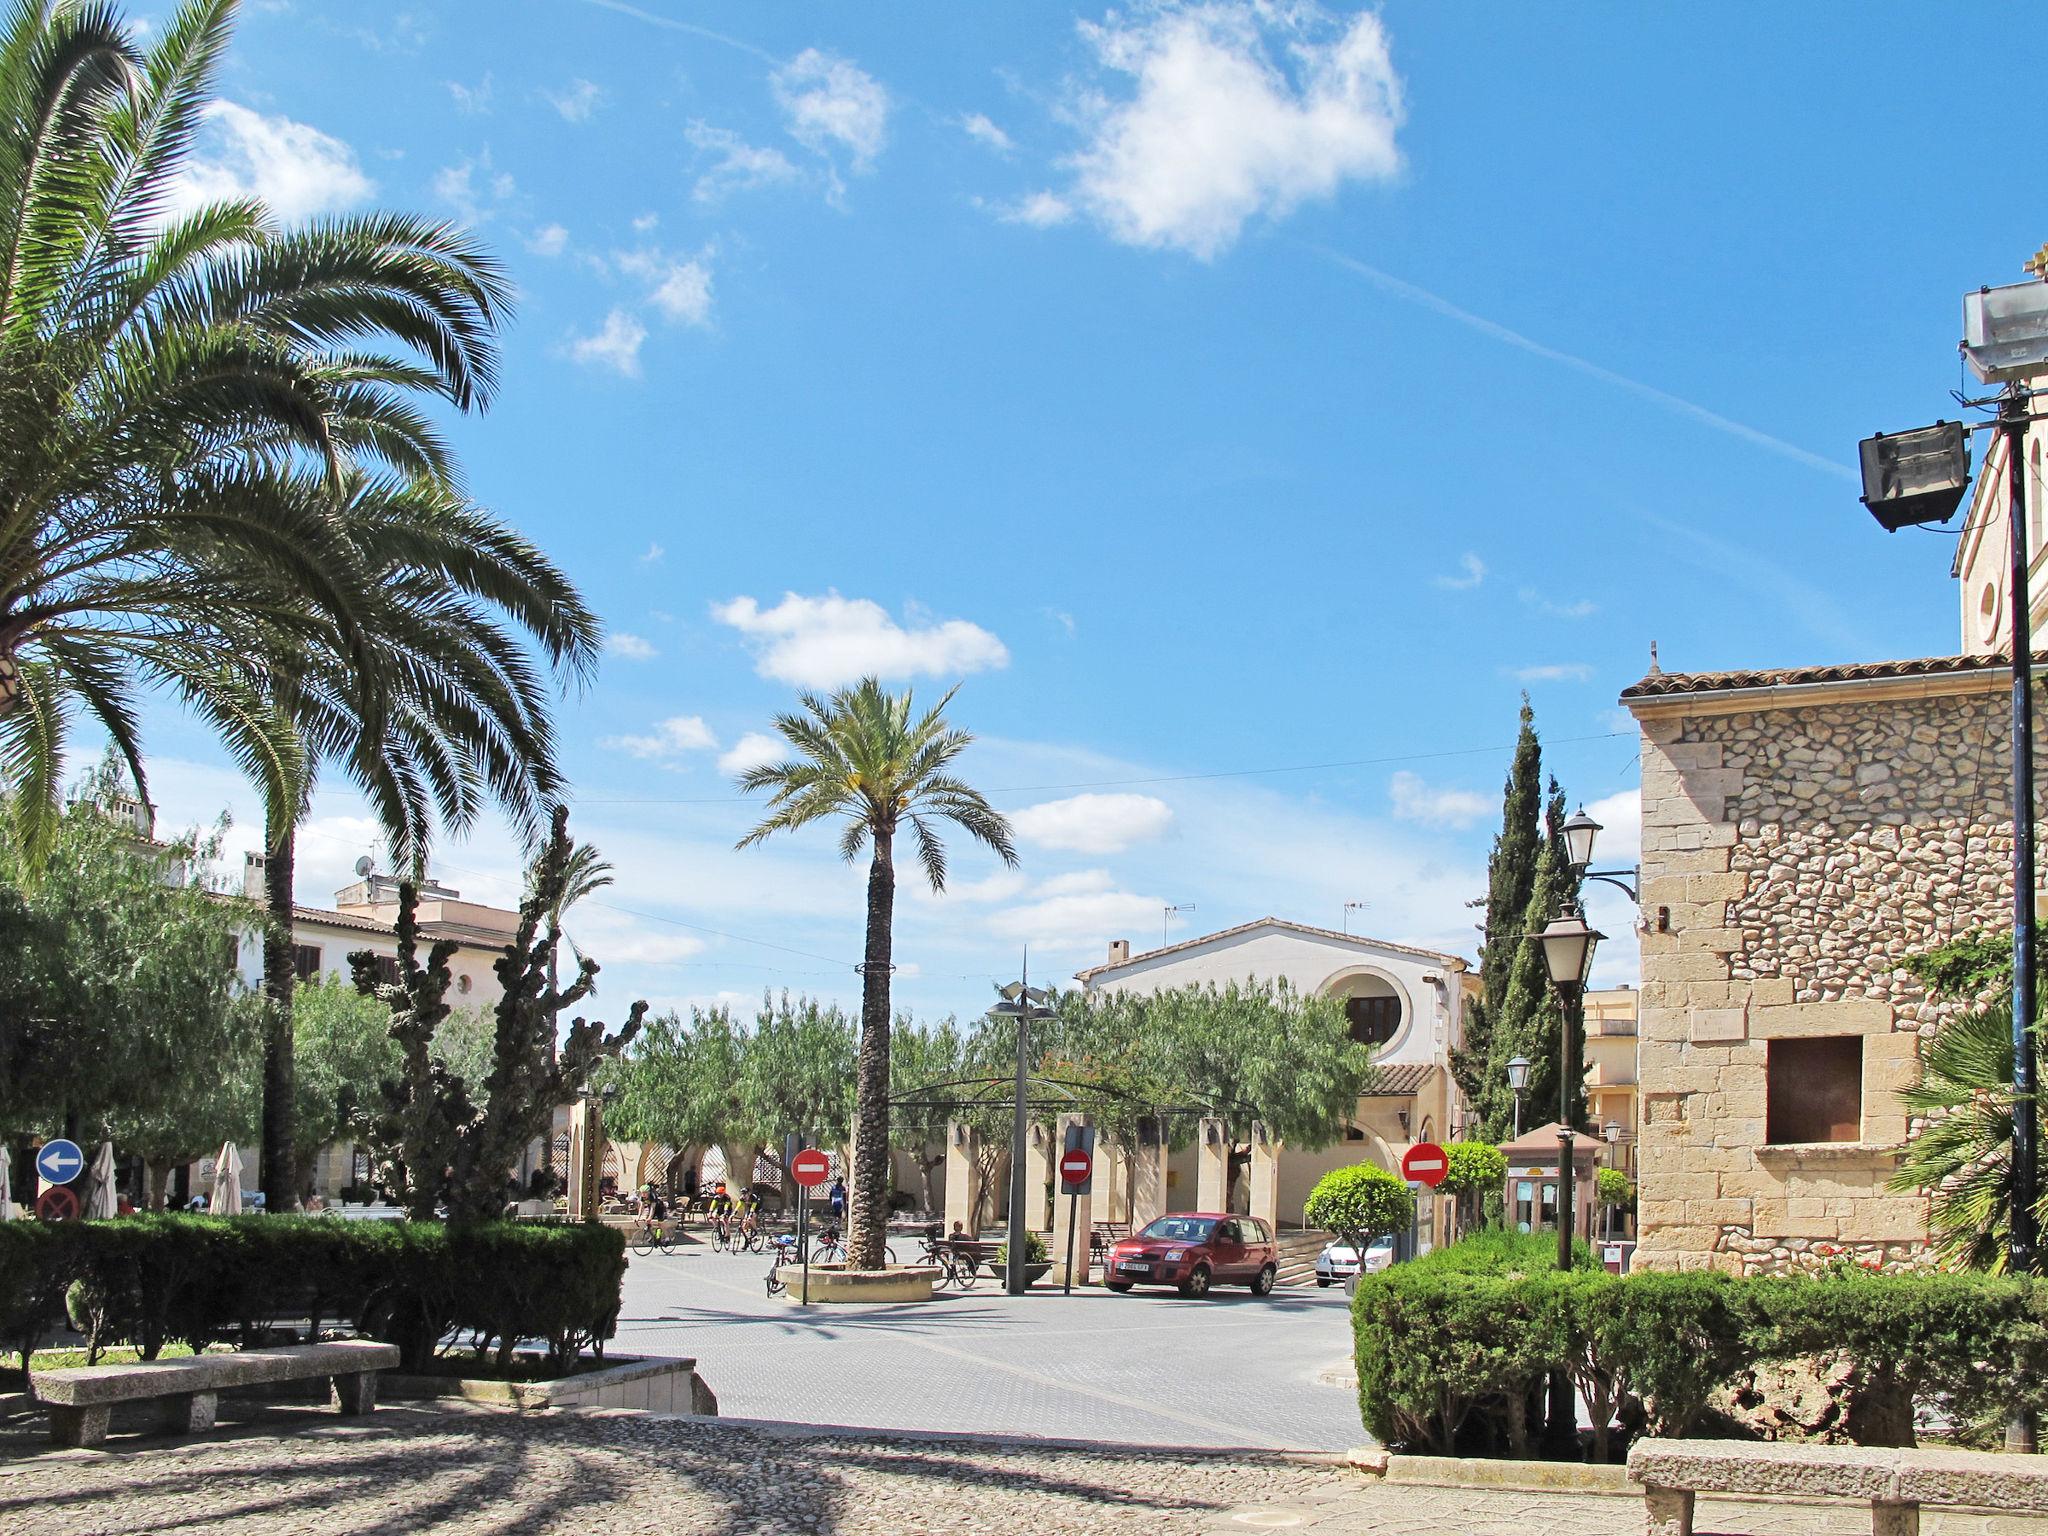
916,1229,979,1290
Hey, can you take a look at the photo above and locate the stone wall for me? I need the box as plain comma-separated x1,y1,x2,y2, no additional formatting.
1629,672,2028,1275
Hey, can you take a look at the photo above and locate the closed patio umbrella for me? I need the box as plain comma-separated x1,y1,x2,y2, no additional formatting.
211,1142,243,1215
0,1153,12,1220
86,1141,116,1219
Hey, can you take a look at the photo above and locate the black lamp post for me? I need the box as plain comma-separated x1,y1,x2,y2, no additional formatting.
1537,903,1602,1271
989,972,1055,1297
1506,1054,1531,1139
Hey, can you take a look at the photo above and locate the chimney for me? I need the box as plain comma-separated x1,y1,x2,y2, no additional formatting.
1108,938,1131,966
243,850,267,900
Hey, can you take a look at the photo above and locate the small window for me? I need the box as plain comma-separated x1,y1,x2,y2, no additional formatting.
293,944,323,982
1346,995,1401,1047
1767,1036,1862,1145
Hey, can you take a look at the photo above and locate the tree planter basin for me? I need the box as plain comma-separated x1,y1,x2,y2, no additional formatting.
787,1264,940,1304
381,1354,716,1414
989,1261,1054,1288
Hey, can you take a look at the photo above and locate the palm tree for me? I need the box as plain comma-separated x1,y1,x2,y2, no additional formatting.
0,0,516,861
243,476,598,1207
1889,1001,2044,1272
736,678,1016,1269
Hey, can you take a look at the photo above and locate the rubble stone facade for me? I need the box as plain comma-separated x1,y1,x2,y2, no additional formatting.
1623,657,2034,1275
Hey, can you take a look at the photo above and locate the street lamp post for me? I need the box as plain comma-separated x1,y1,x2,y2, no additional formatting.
1537,903,1603,1272
988,966,1055,1298
1506,1054,1531,1139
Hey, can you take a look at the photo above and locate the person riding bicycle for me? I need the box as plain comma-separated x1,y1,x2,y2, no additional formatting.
707,1181,735,1243
646,1185,669,1233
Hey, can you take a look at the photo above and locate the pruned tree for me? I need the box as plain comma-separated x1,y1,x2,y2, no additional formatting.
352,808,644,1223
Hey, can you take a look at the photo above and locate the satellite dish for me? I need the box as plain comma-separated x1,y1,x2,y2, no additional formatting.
354,856,374,878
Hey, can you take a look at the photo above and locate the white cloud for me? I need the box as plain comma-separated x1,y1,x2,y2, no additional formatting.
433,152,516,225
1507,663,1594,684
1388,770,1491,829
526,222,570,257
989,872,1163,953
771,49,890,171
633,211,660,232
717,731,785,778
1434,553,1485,590
1066,3,1402,259
1011,792,1173,854
607,632,658,661
1521,588,1597,619
997,190,1074,228
547,78,604,122
711,591,1009,689
686,120,802,200
603,715,718,761
568,308,646,376
175,101,374,222
640,542,666,565
649,258,713,326
448,74,493,115
1581,788,1641,868
960,111,1013,152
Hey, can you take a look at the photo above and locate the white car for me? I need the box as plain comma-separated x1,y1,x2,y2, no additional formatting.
1315,1234,1396,1286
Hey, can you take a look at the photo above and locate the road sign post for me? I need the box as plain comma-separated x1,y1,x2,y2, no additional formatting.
1058,1146,1092,1296
36,1185,79,1222
1399,1143,1449,1261
35,1138,84,1188
790,1148,831,1304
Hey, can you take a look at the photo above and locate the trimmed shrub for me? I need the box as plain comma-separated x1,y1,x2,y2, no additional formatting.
2,1216,624,1378
1304,1163,1414,1243
1440,1142,1507,1196
1352,1234,2042,1461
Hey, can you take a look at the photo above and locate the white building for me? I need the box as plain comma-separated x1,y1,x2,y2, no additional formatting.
1074,918,1476,1230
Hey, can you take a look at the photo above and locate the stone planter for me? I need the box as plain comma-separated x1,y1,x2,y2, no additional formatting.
785,1263,940,1304
383,1353,716,1415
989,1261,1054,1288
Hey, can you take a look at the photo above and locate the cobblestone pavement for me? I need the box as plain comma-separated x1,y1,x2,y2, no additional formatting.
613,1244,1362,1449
7,1408,2048,1535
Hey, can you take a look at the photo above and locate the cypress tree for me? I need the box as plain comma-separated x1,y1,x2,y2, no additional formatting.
1451,698,1544,1136
1494,779,1588,1134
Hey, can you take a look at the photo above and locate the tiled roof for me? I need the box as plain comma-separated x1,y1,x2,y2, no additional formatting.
1619,651,2047,700
1073,916,1471,981
1361,1061,1435,1097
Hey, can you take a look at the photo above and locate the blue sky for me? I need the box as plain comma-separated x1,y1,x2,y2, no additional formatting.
129,0,2047,1019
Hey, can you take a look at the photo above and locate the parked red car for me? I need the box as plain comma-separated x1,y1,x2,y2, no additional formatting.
1104,1212,1278,1298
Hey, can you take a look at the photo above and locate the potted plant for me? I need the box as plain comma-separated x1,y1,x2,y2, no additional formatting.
990,1231,1053,1287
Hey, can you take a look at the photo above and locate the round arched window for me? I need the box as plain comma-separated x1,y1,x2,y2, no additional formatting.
1979,581,2003,647
1345,993,1402,1047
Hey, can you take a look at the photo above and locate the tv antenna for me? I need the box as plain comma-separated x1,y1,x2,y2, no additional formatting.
1163,903,1195,947
1343,900,1370,935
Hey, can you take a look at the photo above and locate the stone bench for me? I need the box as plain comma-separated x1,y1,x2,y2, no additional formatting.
31,1339,400,1448
1628,1435,2048,1536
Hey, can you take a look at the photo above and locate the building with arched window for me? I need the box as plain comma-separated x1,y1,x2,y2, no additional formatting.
1073,918,1476,1232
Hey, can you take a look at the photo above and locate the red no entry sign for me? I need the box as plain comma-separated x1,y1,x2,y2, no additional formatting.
1059,1148,1092,1187
1400,1142,1449,1189
36,1185,79,1222
790,1149,831,1188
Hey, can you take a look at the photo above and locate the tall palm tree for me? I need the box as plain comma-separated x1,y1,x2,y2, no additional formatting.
1889,1001,2043,1272
0,0,516,861
736,678,1015,1269
242,476,598,1207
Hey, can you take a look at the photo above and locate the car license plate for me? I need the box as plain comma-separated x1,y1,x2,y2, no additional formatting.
1117,1260,1150,1275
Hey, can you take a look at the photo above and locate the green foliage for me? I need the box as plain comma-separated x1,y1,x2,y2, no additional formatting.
1890,1000,2044,1273
0,763,250,1143
1595,1167,1634,1208
2,1215,624,1377
1352,1234,2046,1460
352,809,644,1223
1304,1162,1415,1243
1898,929,2045,1003
1441,1142,1508,1197
994,1230,1049,1267
291,976,400,1187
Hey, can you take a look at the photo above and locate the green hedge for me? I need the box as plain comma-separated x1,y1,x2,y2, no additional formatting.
6,1216,624,1376
1353,1242,2044,1460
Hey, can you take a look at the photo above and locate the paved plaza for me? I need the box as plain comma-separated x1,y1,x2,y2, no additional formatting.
612,1241,1362,1450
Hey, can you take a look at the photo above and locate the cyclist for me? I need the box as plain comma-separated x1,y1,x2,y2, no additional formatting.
645,1185,670,1241
737,1186,763,1248
707,1180,734,1248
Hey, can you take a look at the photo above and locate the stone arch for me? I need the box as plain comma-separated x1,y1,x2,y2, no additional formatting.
1315,962,1419,1058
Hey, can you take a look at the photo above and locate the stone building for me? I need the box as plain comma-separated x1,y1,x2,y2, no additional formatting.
1620,653,2032,1273
1583,985,1639,1180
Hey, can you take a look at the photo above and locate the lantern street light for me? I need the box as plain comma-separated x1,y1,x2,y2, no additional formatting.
1559,808,1640,901
1537,902,1603,1272
989,968,1056,1297
1505,1054,1531,1139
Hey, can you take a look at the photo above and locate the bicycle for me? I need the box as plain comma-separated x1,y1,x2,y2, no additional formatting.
631,1216,677,1258
739,1206,765,1253
710,1210,737,1253
916,1231,978,1290
765,1233,802,1297
813,1226,896,1266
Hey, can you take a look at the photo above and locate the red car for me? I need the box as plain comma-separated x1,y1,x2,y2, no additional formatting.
1104,1212,1279,1298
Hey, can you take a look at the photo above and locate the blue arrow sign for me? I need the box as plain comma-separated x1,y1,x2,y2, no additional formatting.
35,1138,85,1186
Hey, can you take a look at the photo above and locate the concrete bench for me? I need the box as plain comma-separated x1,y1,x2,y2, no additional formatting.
1628,1435,2048,1535
31,1339,400,1448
